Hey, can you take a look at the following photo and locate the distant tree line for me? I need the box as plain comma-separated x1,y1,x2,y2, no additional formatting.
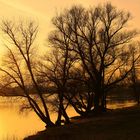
0,3,140,127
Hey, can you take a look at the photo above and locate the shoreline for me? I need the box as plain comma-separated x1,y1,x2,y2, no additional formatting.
24,105,140,140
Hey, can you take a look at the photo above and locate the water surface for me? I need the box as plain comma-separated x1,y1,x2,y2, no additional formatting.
0,97,137,140
0,97,44,140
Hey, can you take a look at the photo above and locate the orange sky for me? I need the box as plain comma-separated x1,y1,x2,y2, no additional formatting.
0,0,139,54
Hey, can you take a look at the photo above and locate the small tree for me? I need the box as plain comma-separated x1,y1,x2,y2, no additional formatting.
129,44,140,104
0,20,55,127
37,38,78,124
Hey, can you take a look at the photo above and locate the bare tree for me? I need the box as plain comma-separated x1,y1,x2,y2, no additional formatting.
37,39,78,124
129,44,140,104
49,3,139,113
0,20,55,127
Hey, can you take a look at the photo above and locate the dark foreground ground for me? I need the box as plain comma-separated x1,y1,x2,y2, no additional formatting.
24,106,140,140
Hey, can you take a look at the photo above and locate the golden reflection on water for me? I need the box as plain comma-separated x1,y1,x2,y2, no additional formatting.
0,97,136,140
0,108,44,140
0,97,78,140
107,100,136,109
0,98,45,140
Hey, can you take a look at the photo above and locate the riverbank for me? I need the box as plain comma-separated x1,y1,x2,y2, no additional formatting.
24,105,140,140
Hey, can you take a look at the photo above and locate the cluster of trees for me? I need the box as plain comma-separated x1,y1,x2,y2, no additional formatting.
0,3,140,127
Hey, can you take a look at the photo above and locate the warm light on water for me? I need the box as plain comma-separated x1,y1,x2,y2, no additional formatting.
107,100,137,109
0,108,44,140
0,97,45,140
0,97,137,140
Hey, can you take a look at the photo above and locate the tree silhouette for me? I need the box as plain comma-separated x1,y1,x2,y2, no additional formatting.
49,3,139,112
0,2,140,128
37,47,77,125
129,44,140,104
0,20,55,127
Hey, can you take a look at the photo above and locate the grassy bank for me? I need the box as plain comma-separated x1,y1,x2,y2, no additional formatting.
24,105,140,140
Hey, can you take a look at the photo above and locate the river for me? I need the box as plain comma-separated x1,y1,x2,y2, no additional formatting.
0,97,137,140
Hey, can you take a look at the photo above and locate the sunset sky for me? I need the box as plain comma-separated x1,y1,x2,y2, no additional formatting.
0,0,140,53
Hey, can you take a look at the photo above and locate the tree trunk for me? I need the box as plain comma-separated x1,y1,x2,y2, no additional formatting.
101,92,107,112
55,107,62,126
94,93,100,112
135,92,140,105
45,119,55,128
62,106,70,124
57,92,70,125
86,93,94,113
